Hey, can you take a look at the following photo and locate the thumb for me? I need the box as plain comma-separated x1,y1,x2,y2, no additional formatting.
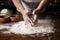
33,14,37,22
32,10,36,15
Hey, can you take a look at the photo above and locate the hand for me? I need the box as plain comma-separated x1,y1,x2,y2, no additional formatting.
22,10,34,25
32,9,40,15
32,9,39,24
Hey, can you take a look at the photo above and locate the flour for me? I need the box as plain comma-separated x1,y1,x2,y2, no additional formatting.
9,19,54,34
0,19,55,35
0,25,10,30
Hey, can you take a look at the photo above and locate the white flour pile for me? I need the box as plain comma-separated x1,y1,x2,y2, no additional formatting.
1,19,55,35
8,19,54,34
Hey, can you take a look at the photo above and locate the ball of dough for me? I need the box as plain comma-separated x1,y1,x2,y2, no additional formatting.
0,9,11,16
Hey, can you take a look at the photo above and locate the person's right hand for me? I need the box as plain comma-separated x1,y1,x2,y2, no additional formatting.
22,10,34,25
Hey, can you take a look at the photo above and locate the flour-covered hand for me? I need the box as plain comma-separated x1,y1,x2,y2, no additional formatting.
32,10,38,24
22,10,34,25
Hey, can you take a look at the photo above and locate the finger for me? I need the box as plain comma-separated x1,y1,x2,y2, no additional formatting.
23,16,30,24
33,14,37,22
24,18,31,25
32,10,36,14
27,17,34,25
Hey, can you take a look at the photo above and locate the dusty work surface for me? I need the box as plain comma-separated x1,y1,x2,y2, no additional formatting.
0,19,60,40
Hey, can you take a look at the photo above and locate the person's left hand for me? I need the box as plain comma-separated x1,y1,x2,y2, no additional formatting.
32,9,39,24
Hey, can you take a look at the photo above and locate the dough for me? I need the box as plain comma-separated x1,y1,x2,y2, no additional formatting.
0,9,11,16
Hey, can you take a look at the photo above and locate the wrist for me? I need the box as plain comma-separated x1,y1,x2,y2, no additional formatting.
35,8,40,11
36,7,40,10
21,10,28,16
33,9,39,15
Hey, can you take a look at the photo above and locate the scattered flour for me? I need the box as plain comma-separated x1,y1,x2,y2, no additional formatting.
0,25,10,30
0,19,55,35
9,20,54,34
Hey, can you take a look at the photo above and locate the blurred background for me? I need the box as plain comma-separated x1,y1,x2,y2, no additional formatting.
0,0,60,19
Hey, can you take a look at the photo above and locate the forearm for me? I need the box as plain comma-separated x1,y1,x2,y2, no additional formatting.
36,0,48,11
12,0,26,15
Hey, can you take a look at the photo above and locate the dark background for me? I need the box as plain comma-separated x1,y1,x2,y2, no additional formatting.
0,0,60,19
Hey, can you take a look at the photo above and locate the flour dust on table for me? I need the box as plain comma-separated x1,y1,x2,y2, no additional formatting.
0,0,55,38
1,19,55,35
